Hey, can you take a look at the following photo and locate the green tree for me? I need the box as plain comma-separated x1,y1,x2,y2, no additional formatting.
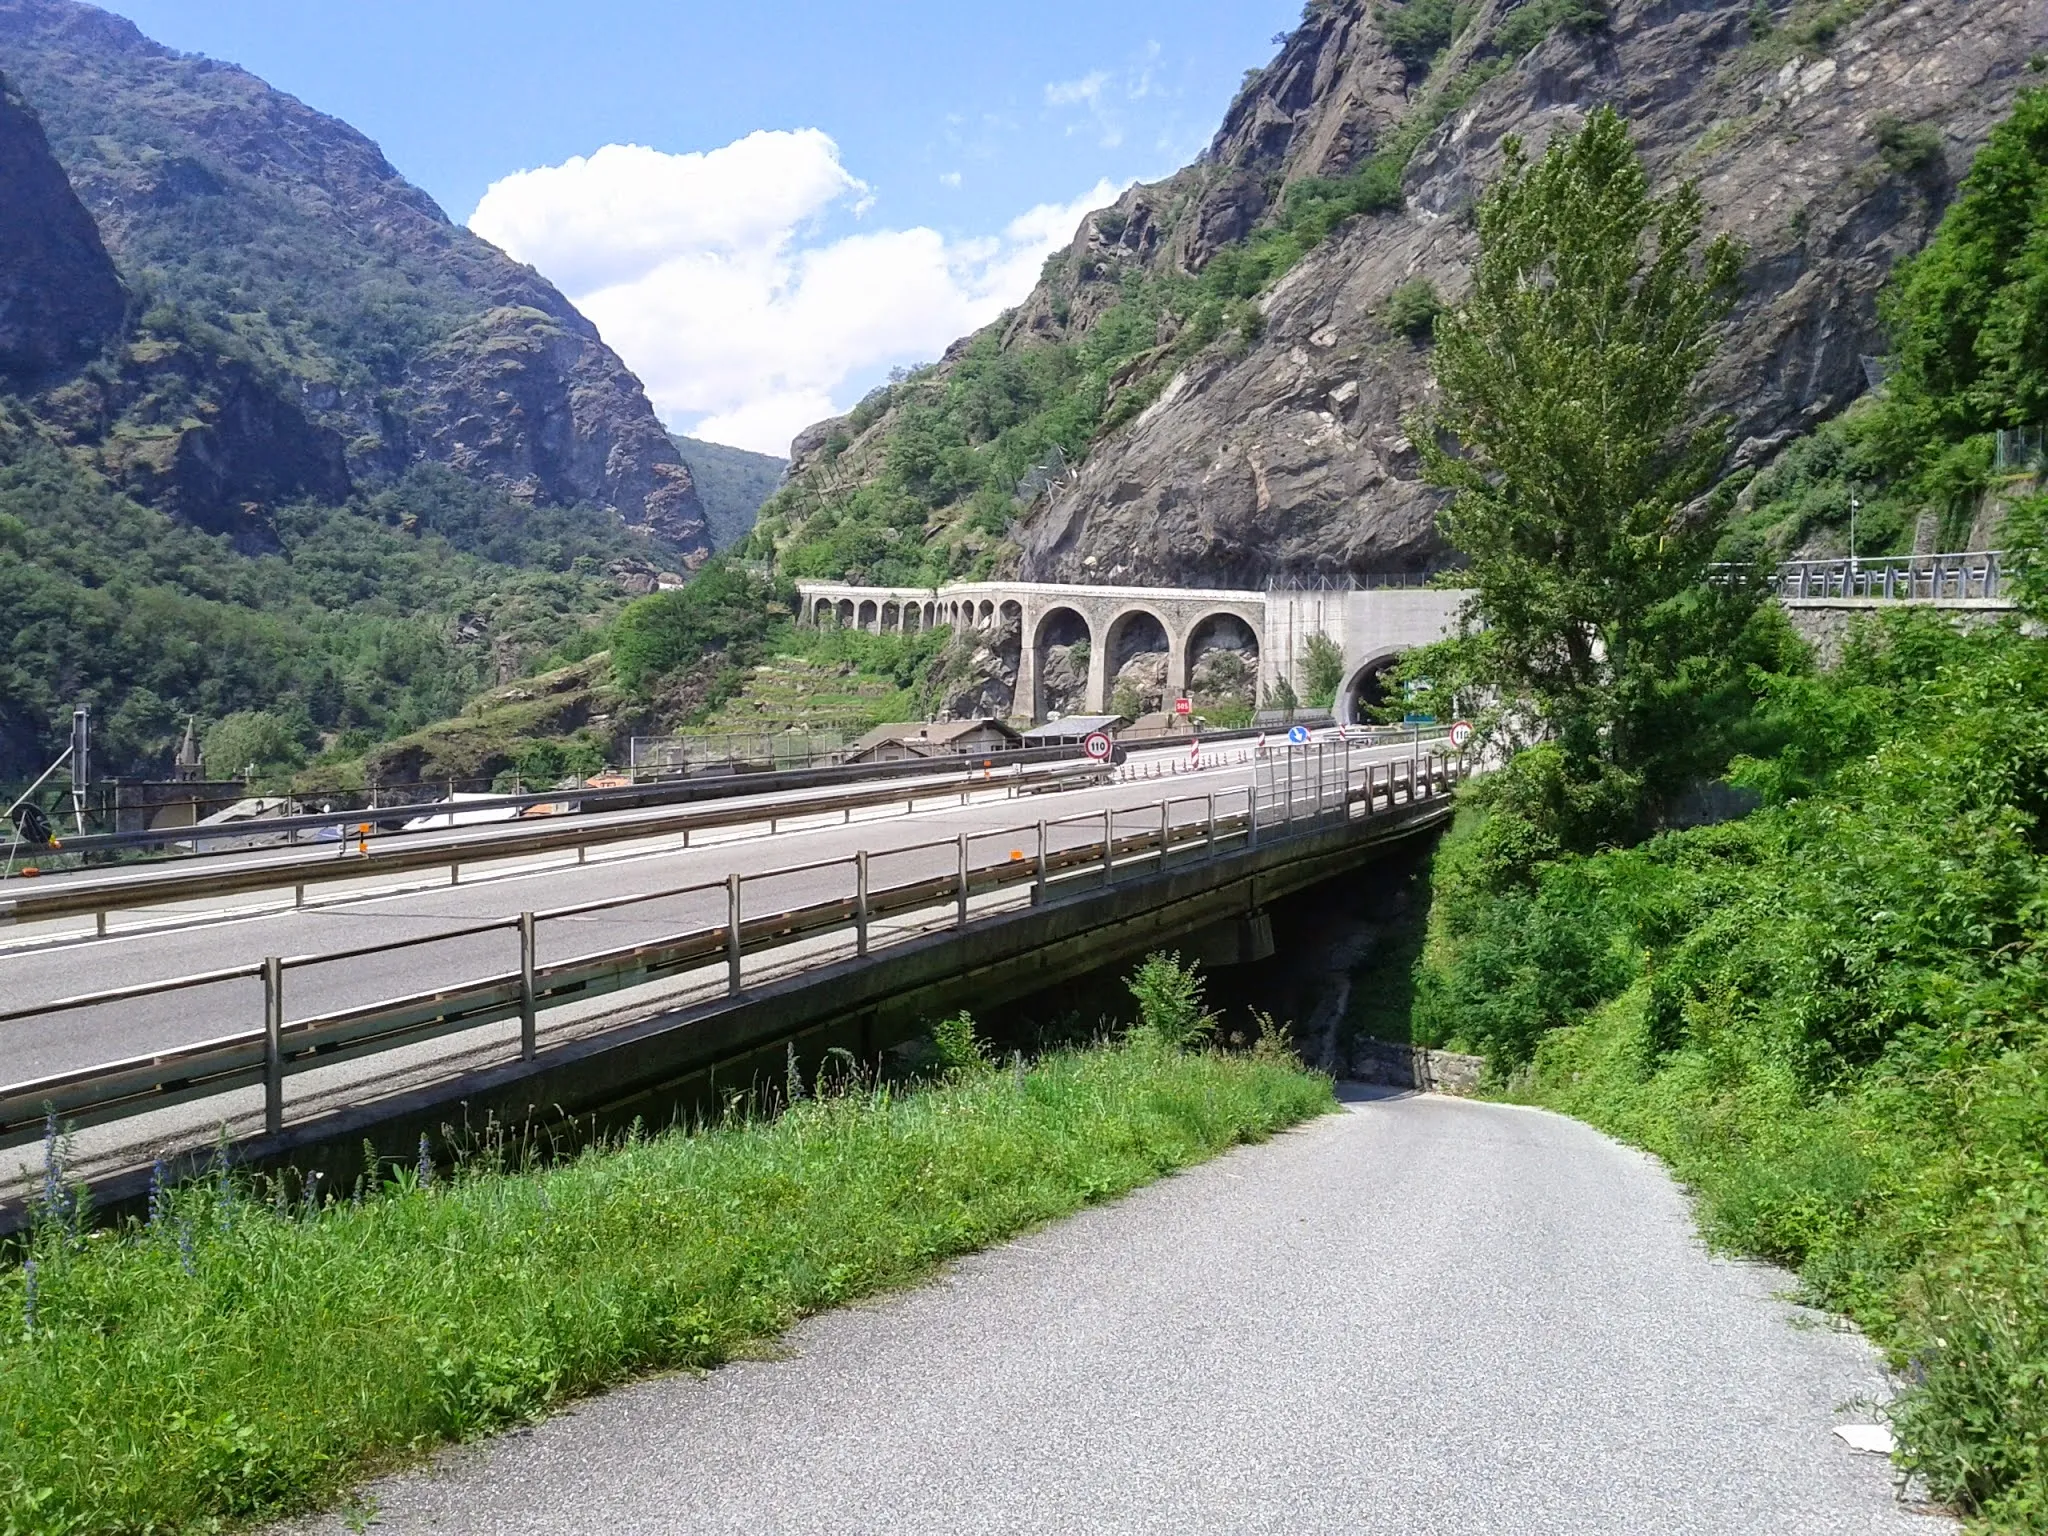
1301,633,1346,709
202,710,306,783
1877,89,2048,461
1413,106,1760,845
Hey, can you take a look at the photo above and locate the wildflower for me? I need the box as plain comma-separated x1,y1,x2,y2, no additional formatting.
177,1218,196,1278
417,1133,434,1188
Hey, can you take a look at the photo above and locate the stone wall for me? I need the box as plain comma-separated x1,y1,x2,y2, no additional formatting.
1346,1036,1486,1095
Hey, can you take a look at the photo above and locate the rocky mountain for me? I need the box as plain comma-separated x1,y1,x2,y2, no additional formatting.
0,68,122,382
0,0,709,555
764,0,2044,589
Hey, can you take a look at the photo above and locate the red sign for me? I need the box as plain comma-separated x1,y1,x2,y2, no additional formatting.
1082,731,1113,762
1174,696,1192,716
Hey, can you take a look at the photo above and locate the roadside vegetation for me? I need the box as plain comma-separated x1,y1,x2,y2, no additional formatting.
1402,96,2048,1530
1,966,1328,1534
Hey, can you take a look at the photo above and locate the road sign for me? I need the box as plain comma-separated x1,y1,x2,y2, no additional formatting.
1082,731,1113,762
1174,696,1192,717
1449,719,1474,750
1286,724,1311,745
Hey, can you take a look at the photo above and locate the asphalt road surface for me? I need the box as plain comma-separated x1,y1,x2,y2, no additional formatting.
0,737,1417,1085
280,1091,1944,1536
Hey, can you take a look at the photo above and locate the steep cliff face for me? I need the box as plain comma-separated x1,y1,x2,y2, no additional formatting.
0,67,121,382
774,0,2043,590
1022,0,2040,585
0,0,708,554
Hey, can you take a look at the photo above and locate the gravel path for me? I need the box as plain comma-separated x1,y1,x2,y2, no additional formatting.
288,1088,1949,1535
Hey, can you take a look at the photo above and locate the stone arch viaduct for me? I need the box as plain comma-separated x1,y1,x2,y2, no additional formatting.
795,578,1469,724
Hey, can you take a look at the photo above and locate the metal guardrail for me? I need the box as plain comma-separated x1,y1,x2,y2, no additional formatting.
0,760,1112,933
26,743,1092,865
0,744,1466,1152
1761,551,2006,602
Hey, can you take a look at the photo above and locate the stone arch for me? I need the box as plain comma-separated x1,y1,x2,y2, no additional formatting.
976,599,996,628
1030,605,1094,720
1339,650,1407,726
836,598,856,628
857,599,879,632
1103,605,1173,716
810,597,835,627
1184,611,1261,716
881,601,900,632
902,603,921,634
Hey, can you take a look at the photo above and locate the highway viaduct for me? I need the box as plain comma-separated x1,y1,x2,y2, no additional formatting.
796,549,2013,723
796,578,1467,724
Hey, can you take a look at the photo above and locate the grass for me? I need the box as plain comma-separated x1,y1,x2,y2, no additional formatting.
0,1041,1332,1533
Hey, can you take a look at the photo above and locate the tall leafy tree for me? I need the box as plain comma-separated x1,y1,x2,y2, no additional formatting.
1413,106,1762,844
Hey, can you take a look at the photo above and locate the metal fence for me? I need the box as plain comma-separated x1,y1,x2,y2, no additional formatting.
1765,551,2004,602
629,730,850,774
1995,428,2046,473
0,743,1463,1153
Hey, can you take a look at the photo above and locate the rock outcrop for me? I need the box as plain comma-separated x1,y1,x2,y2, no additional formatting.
0,0,709,554
0,67,120,381
781,0,2044,589
1020,0,2041,585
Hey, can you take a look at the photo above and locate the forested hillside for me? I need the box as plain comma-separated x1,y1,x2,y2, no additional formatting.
0,0,712,785
670,435,785,552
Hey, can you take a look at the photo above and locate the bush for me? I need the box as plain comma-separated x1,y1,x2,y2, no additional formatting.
929,1011,993,1077
1873,116,1944,173
1301,633,1346,708
1127,952,1218,1050
1383,277,1443,342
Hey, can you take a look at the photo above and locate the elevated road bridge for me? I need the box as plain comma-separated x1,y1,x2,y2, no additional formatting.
0,730,1463,1228
799,549,2014,722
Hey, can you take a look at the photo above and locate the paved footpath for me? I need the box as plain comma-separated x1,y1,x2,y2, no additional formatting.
289,1090,1949,1535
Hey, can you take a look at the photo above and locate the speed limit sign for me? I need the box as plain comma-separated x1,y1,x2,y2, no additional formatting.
1449,720,1474,750
1082,731,1113,762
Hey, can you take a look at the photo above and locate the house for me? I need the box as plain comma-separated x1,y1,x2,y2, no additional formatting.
1019,714,1128,745
841,718,1024,764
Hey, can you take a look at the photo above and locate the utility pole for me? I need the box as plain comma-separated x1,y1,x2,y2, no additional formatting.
69,708,90,836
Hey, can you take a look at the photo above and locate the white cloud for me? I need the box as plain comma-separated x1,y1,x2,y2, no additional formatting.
1044,69,1110,108
471,132,1122,457
1044,44,1171,150
938,170,962,188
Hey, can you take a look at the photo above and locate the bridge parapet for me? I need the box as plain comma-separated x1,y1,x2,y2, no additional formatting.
1761,551,2010,606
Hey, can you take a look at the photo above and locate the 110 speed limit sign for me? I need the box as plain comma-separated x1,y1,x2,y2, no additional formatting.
1449,720,1474,750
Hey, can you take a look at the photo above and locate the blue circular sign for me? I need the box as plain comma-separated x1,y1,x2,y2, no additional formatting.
1286,724,1311,745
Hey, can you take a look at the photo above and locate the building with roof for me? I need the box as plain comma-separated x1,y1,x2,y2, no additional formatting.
841,719,1024,764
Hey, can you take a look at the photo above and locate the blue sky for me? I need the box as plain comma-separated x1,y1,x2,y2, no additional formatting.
106,0,1300,452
